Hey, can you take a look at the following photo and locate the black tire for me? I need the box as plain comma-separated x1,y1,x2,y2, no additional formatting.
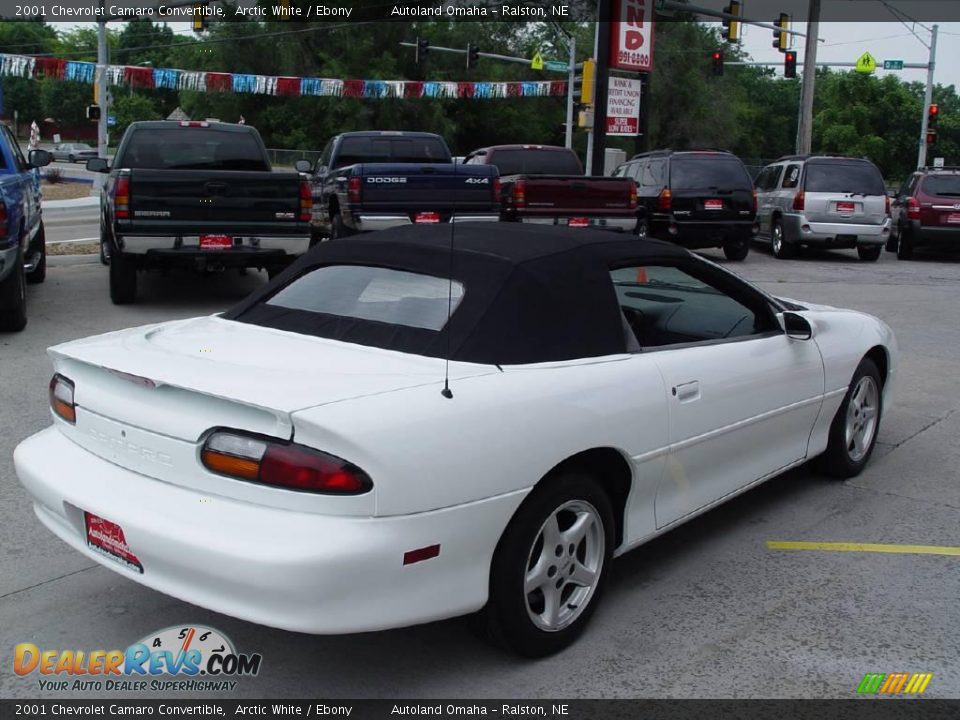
26,223,47,284
857,244,882,262
99,226,111,266
820,357,883,479
723,237,750,261
68,154,75,163
0,246,28,332
475,472,614,657
109,251,137,305
896,226,914,260
885,222,899,252
330,213,354,240
635,219,648,239
771,218,796,259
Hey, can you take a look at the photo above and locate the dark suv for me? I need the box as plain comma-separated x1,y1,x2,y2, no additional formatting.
888,167,960,260
613,150,757,261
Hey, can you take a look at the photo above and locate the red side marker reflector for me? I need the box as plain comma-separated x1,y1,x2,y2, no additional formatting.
403,544,440,565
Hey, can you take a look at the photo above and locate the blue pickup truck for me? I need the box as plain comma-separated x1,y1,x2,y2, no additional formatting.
0,126,51,332
310,131,499,240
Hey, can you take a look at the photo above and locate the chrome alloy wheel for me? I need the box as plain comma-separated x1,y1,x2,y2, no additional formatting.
845,375,880,462
524,499,605,633
772,223,784,255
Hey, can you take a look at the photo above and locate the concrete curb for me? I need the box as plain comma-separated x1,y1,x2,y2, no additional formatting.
42,196,99,215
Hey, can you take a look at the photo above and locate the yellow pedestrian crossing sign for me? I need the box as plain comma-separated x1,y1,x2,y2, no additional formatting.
855,52,877,74
531,51,544,71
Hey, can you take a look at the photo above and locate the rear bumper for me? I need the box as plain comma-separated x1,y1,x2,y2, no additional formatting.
119,234,311,258
655,219,758,248
905,220,960,246
514,215,637,232
14,426,527,634
783,214,890,246
353,213,500,232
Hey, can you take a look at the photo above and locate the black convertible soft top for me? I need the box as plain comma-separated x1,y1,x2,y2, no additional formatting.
224,223,691,365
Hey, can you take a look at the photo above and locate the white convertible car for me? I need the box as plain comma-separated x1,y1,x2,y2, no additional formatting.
15,224,896,657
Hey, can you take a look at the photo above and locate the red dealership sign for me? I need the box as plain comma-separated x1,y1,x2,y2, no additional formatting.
610,0,655,72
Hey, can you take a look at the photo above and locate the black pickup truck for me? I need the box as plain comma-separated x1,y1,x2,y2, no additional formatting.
89,121,313,304
310,131,499,240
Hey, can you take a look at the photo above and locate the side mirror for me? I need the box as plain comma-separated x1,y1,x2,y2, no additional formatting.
295,159,312,173
28,149,52,168
86,158,109,173
780,311,814,340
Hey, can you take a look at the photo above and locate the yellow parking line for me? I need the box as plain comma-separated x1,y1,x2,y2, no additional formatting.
767,541,960,556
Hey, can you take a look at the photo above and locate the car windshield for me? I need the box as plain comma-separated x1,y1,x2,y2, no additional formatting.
921,175,960,197
335,136,450,167
805,161,885,195
122,128,270,171
487,149,582,176
669,156,752,190
266,265,464,331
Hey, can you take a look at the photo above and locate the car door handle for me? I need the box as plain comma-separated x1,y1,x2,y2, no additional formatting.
672,380,701,402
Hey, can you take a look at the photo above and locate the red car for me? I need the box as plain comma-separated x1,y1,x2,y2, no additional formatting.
888,167,960,260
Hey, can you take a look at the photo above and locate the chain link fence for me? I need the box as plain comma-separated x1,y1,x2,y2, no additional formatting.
267,148,323,170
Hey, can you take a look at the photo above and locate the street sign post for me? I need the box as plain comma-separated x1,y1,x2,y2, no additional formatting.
883,59,904,70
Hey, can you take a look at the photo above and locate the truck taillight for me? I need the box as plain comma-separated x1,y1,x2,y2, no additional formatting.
792,190,805,211
201,430,372,495
299,180,312,222
657,188,672,211
493,176,501,200
906,196,920,219
629,180,638,209
49,374,76,424
513,179,527,208
114,175,131,219
347,176,361,203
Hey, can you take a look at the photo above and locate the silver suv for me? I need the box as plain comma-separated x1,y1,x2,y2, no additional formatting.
755,155,891,261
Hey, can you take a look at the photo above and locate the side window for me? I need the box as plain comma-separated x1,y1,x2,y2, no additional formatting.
2,127,27,171
756,166,779,191
899,175,918,197
781,164,801,189
318,140,333,168
610,264,773,348
642,160,664,187
612,164,628,178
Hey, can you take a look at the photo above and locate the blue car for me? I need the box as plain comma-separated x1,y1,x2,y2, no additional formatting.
0,126,51,331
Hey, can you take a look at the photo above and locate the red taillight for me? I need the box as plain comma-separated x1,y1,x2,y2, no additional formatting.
513,179,527,208
49,374,76,424
907,196,920,219
347,176,362,203
299,180,312,222
657,188,672,211
493,176,502,201
792,190,805,211
752,189,758,215
884,194,891,217
629,180,638,209
179,121,210,128
114,175,130,219
201,431,372,495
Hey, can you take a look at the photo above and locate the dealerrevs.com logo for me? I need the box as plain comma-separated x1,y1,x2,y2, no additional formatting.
14,625,262,692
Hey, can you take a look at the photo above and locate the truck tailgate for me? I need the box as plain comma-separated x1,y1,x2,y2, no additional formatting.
510,175,635,214
129,169,303,226
357,164,497,214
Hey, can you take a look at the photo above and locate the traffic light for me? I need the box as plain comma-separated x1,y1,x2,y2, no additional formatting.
772,13,789,52
192,3,207,33
580,58,596,105
722,1,741,43
86,105,101,121
711,49,724,77
784,51,797,78
466,43,480,70
927,103,939,145
415,37,429,64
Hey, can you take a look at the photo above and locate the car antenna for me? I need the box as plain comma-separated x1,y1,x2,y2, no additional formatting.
441,164,456,399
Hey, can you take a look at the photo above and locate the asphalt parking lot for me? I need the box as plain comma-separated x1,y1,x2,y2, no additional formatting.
1,242,959,699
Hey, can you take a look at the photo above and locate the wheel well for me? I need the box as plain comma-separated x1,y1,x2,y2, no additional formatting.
539,448,632,548
328,197,339,220
865,345,889,388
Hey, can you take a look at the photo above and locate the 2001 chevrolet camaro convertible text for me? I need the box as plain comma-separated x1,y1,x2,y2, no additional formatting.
15,224,897,657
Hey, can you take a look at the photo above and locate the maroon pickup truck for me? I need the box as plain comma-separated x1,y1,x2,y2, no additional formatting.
462,145,637,232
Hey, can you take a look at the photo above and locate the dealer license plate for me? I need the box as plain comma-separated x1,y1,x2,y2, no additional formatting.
415,212,440,224
836,201,856,214
704,199,723,210
199,234,233,250
85,512,143,573
568,217,589,228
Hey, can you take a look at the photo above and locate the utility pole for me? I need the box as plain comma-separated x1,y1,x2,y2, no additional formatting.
796,0,820,155
917,24,938,169
585,20,600,175
95,0,108,192
589,0,612,177
564,35,576,149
